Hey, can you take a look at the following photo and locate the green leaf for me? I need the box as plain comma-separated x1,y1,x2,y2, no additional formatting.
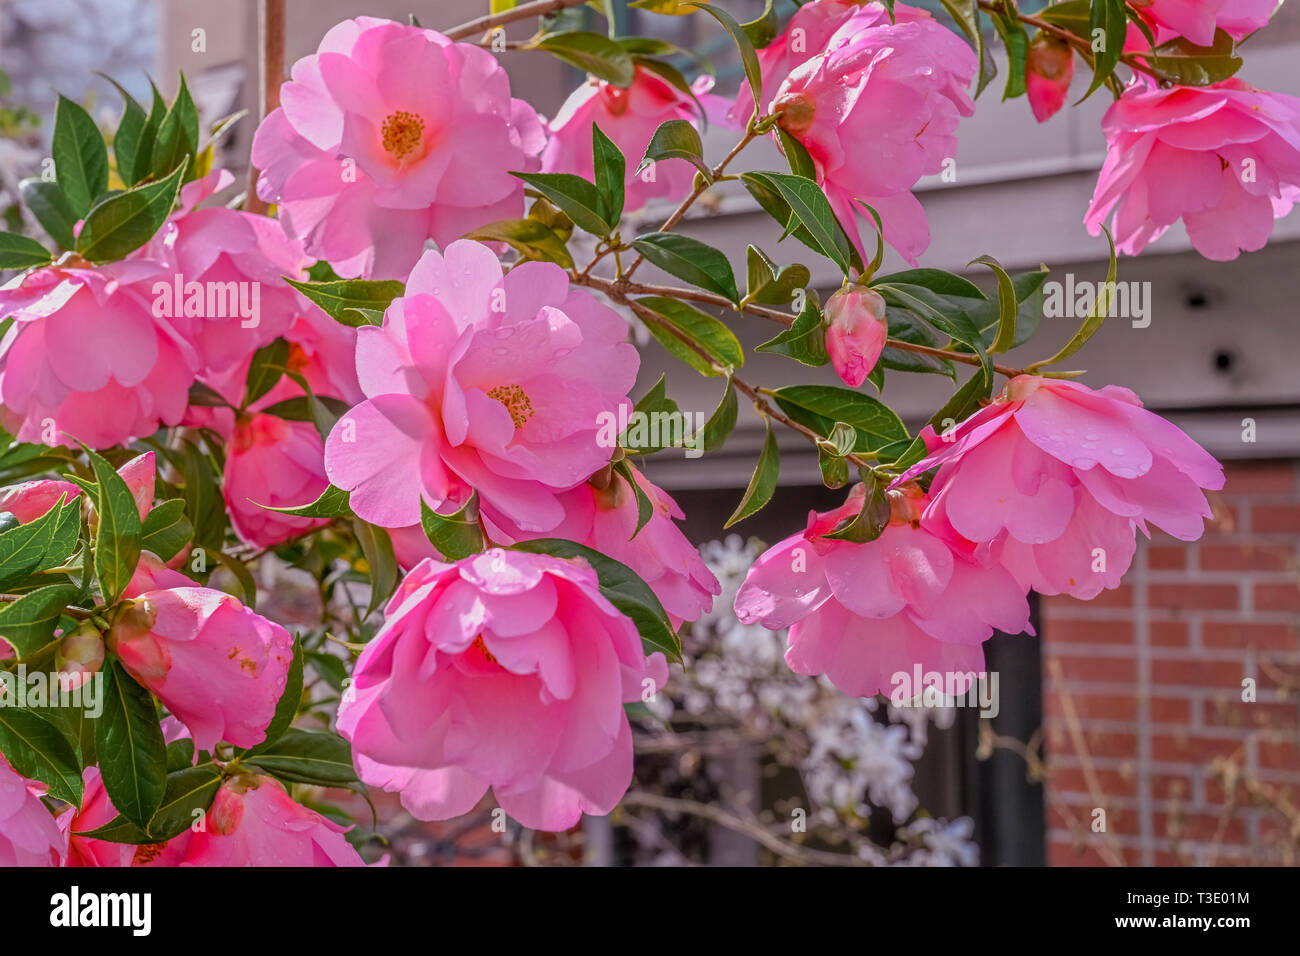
83,444,143,604
0,583,78,658
744,245,810,306
725,417,780,528
165,737,195,772
970,254,1018,353
771,385,908,453
742,172,854,277
243,338,290,408
989,1,1029,100
512,171,612,237
635,295,744,376
0,706,83,806
465,219,575,270
889,370,995,472
52,95,109,217
755,296,828,367
1083,0,1127,99
284,277,405,326
940,0,996,96
96,660,167,829
81,763,223,844
0,494,72,592
632,233,739,303
1142,30,1243,85
873,268,986,301
264,483,352,518
638,119,710,182
818,446,850,489
150,74,199,182
620,374,683,454
1030,226,1115,369
0,232,52,270
99,76,148,187
700,374,738,453
511,538,681,663
688,2,763,119
741,0,780,48
130,82,169,187
592,123,625,226
420,494,485,561
854,200,886,281
777,127,817,180
244,729,358,785
875,282,993,384
245,636,304,755
612,459,656,538
823,471,891,542
353,520,398,616
140,498,192,562
532,31,635,86
212,549,257,608
75,162,185,263
18,179,78,250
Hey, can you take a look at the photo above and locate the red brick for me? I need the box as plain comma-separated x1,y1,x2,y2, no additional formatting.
1150,696,1192,723
1045,619,1135,646
1048,838,1135,867
1150,620,1190,647
1203,698,1300,730
1050,766,1137,799
1148,545,1188,570
1251,504,1300,534
1222,461,1297,495
1044,585,1134,613
1258,739,1300,771
1206,502,1241,535
1148,583,1241,612
1154,811,1247,845
1201,543,1297,572
1047,692,1138,722
1047,654,1136,683
1202,621,1300,652
1254,582,1300,612
1150,773,1192,801
1152,734,1243,763
1151,657,1246,688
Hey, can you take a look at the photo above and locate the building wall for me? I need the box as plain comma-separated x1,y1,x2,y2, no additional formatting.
1043,459,1300,866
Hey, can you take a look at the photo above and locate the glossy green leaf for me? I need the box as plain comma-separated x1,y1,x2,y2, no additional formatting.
83,444,143,604
771,384,909,452
513,171,612,237
725,417,780,528
635,295,744,375
0,583,78,658
532,31,636,86
96,660,167,829
420,494,485,561
0,706,83,807
0,232,52,270
244,729,358,786
638,119,710,182
52,95,109,217
18,179,78,250
632,233,739,302
284,277,405,326
75,163,185,263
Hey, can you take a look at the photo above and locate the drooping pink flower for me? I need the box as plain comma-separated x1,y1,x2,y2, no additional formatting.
224,414,331,548
543,68,734,214
338,548,668,831
734,2,975,263
824,285,887,387
59,767,188,867
1026,34,1075,123
181,774,367,866
251,16,546,280
324,240,638,534
108,582,293,752
0,449,152,532
0,754,65,866
146,169,312,374
895,375,1225,599
734,483,1033,698
1125,0,1276,48
1084,78,1300,260
0,260,199,448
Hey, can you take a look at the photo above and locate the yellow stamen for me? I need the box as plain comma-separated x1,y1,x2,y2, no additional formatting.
381,110,425,162
487,384,534,429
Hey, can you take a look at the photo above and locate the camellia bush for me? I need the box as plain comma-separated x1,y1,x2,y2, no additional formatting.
0,0,1289,866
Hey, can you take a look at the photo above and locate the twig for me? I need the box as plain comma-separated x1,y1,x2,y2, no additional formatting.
245,0,286,216
444,0,589,41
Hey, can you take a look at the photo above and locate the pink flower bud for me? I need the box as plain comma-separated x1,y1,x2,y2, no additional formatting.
773,90,817,137
824,286,888,388
1026,34,1074,123
55,622,105,689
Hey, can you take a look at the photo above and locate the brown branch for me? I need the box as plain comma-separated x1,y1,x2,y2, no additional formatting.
245,0,286,216
978,1,1164,83
444,0,589,41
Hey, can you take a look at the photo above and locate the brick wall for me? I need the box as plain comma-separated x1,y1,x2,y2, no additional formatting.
1043,460,1300,866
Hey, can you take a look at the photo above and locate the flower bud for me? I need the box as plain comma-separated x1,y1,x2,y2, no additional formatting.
1026,34,1074,123
55,621,105,689
824,285,888,388
773,91,817,137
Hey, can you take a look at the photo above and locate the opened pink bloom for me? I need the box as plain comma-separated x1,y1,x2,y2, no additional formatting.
325,240,638,534
895,375,1225,599
251,16,545,279
739,2,975,263
1085,79,1300,260
0,449,154,527
735,484,1032,699
544,68,733,214
147,169,311,374
225,414,332,548
0,260,198,448
110,563,293,751
338,548,667,832
1125,0,1275,48
824,285,887,387
183,775,368,866
60,767,187,867
0,755,65,866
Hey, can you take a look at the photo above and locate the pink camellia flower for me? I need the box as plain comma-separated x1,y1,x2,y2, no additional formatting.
731,2,975,263
224,414,332,548
1125,0,1275,48
108,573,293,752
735,483,1033,698
251,16,546,280
0,754,65,866
0,260,198,448
0,448,152,531
894,375,1225,599
543,68,734,214
324,240,638,534
59,767,188,867
824,284,887,387
1026,34,1075,123
146,169,312,374
1084,79,1300,260
338,548,668,831
181,774,368,866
